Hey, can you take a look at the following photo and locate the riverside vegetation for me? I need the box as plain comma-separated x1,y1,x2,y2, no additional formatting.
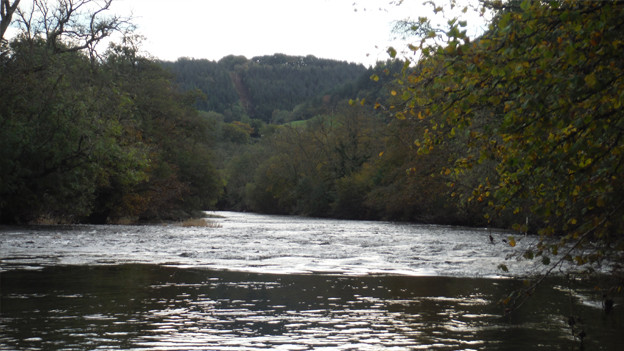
0,0,622,317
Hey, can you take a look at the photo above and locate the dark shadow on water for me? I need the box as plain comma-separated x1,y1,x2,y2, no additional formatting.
1,264,622,350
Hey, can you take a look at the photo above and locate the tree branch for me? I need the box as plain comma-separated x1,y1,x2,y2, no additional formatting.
13,0,131,59
0,0,20,45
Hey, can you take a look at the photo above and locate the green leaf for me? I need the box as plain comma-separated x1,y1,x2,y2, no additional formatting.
541,256,551,265
387,47,397,58
520,0,531,11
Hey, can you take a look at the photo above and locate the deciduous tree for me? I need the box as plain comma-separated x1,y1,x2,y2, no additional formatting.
390,0,624,308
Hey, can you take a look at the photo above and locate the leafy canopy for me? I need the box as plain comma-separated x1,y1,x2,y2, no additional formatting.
390,0,624,296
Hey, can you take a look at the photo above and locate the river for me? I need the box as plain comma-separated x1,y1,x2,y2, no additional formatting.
0,211,621,350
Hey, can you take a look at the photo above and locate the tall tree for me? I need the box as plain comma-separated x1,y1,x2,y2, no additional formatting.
0,0,138,223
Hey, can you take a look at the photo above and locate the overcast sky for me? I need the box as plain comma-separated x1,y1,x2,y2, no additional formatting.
109,0,481,67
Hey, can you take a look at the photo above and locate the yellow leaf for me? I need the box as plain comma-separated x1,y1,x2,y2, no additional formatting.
391,90,397,96
378,151,384,157
572,185,580,196
418,111,424,120
584,72,597,88
508,237,516,247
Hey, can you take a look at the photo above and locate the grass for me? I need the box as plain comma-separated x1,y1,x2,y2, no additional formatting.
179,218,222,228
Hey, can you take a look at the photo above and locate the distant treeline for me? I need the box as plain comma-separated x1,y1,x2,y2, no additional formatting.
161,54,367,123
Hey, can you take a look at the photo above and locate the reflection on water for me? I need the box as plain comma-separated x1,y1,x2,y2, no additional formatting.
1,265,621,350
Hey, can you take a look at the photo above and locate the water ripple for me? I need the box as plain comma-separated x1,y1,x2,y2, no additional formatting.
1,211,536,277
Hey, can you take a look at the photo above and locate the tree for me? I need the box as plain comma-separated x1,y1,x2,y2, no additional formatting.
0,0,221,223
98,43,221,221
13,0,131,59
390,0,624,310
0,0,20,45
0,37,148,222
0,0,140,223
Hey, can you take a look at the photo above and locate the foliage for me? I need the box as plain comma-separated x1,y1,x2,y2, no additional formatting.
389,0,624,306
213,57,488,224
160,58,240,114
162,54,367,122
0,1,220,223
0,38,140,222
221,105,387,218
101,44,221,221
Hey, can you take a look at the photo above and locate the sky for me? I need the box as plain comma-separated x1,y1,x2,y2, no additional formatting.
109,0,486,67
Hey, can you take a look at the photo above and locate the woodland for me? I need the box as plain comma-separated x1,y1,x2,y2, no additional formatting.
1,0,623,295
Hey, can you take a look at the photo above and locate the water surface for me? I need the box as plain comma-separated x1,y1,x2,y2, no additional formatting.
1,212,621,350
1,211,536,276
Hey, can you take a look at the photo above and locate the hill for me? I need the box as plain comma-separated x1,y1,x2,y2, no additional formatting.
160,54,367,123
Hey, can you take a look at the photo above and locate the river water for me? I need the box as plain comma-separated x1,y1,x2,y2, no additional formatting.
0,211,621,350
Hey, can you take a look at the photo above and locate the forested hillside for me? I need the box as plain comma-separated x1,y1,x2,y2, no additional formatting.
206,56,483,225
161,54,367,123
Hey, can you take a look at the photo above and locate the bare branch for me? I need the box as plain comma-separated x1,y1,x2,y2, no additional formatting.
0,0,20,44
12,0,132,58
